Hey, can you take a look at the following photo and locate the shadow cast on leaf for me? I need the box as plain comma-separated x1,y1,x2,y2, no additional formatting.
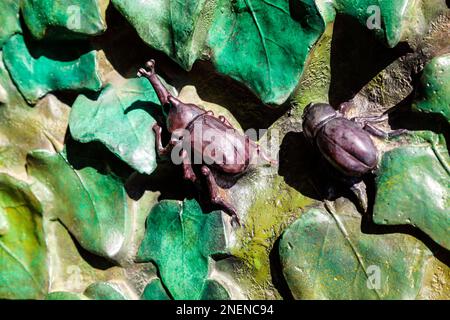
329,14,411,106
64,135,134,182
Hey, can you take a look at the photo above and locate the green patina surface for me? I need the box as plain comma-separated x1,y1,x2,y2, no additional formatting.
21,0,106,40
141,279,171,300
0,174,47,299
46,292,85,300
112,0,326,105
208,0,325,105
46,282,129,300
374,132,450,250
318,0,416,47
280,205,432,299
83,282,128,300
232,176,314,299
137,199,229,300
27,150,130,259
0,0,21,48
2,34,102,104
69,77,162,175
111,0,214,70
0,52,70,179
140,278,229,300
199,280,231,300
413,54,450,122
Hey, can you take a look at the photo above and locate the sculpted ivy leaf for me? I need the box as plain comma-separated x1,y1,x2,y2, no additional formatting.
0,174,48,299
374,131,450,250
21,0,107,40
199,280,231,300
140,278,171,300
3,34,102,104
279,202,431,299
47,282,130,300
46,292,85,300
69,77,164,175
0,54,71,183
140,278,230,300
207,0,325,105
112,0,325,105
412,54,450,123
0,0,21,48
26,149,130,260
318,0,417,48
136,199,230,300
111,0,212,70
83,282,129,300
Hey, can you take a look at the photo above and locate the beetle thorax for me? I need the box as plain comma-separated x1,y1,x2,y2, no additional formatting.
166,96,206,133
302,103,338,140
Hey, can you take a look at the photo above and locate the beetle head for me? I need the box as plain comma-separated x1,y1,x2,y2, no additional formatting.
302,103,338,140
165,96,206,132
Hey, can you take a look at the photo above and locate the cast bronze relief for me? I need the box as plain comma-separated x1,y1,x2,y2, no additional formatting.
138,60,276,225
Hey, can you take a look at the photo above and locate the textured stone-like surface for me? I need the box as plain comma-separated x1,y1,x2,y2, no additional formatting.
0,174,47,299
374,132,450,250
21,0,106,40
279,203,431,299
3,34,102,103
70,77,163,175
137,199,229,300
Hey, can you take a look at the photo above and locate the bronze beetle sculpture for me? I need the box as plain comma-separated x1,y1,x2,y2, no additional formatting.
138,60,276,225
302,102,407,208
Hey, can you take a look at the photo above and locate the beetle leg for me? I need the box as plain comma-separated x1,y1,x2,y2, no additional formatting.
200,165,241,226
363,123,389,138
350,180,368,212
153,123,177,156
387,128,408,138
352,114,388,124
256,145,278,166
181,149,197,182
363,123,407,139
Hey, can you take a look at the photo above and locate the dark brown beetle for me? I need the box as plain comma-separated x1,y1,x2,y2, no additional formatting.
302,102,406,208
138,60,276,225
302,102,407,176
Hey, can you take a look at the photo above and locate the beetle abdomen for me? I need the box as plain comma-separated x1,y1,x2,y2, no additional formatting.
315,118,377,177
188,115,250,174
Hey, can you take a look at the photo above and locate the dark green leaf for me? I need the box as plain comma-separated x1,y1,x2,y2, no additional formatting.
69,77,163,175
374,132,450,250
3,34,102,103
136,199,229,300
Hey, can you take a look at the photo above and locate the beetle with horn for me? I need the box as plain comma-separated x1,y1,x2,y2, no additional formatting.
138,59,276,225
